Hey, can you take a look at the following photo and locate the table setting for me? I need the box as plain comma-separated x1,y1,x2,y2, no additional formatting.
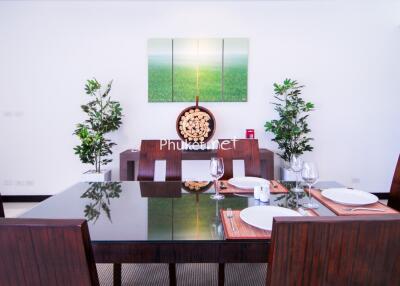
311,188,398,216
210,155,399,240
207,156,320,240
218,177,288,196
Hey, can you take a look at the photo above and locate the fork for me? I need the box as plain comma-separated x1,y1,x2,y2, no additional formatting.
226,208,237,232
343,207,385,212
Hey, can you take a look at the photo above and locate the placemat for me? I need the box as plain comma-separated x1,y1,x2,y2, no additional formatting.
220,208,318,240
218,180,288,195
221,210,271,239
311,189,399,216
270,180,289,194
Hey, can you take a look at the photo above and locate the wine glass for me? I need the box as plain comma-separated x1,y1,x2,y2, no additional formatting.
301,162,319,209
210,157,225,200
290,155,303,193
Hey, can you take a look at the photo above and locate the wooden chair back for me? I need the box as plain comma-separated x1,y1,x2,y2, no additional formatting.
267,215,400,286
0,193,4,218
0,219,99,286
388,155,400,211
138,140,182,181
217,139,261,180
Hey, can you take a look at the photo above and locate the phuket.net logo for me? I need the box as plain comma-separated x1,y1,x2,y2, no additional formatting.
159,138,238,151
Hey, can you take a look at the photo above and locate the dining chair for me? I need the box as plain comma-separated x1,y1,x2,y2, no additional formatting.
0,193,4,218
217,139,261,180
216,139,261,285
266,215,400,286
0,218,100,286
388,154,400,211
137,140,182,285
138,140,182,181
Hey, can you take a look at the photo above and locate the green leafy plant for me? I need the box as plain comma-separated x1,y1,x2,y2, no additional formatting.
74,79,123,172
265,79,314,163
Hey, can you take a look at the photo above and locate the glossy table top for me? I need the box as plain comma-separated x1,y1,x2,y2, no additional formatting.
20,181,342,242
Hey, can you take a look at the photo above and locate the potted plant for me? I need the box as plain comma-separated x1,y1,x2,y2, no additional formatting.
74,79,123,182
264,79,314,180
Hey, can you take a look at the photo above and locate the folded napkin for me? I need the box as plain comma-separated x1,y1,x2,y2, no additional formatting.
218,180,288,195
312,189,399,216
221,208,317,240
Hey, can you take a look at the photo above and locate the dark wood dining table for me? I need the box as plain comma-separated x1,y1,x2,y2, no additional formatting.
20,181,341,286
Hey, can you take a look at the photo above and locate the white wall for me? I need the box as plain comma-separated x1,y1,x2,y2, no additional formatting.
0,0,399,195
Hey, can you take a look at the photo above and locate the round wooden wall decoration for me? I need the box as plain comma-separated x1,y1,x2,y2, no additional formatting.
176,97,216,145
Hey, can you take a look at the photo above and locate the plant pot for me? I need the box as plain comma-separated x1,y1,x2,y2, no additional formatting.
81,169,111,182
280,167,298,181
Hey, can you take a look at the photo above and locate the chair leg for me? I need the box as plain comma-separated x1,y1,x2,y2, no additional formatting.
218,263,225,286
113,263,122,286
168,263,177,286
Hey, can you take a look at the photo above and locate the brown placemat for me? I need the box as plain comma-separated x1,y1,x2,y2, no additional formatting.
218,180,288,195
221,210,271,239
312,189,399,216
220,209,318,240
269,180,289,194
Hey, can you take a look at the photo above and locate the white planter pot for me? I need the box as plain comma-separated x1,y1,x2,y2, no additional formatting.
81,169,111,182
280,167,298,181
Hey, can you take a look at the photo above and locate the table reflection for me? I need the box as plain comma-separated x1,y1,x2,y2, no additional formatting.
21,181,338,242
274,181,306,209
81,182,122,223
140,181,182,197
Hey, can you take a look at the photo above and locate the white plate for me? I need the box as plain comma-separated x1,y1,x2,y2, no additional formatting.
228,177,269,189
321,188,378,206
239,206,301,231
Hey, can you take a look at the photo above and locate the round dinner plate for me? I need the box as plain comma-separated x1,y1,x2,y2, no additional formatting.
240,206,301,231
228,177,269,189
321,188,378,206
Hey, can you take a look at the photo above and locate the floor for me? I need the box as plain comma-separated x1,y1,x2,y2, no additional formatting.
4,202,39,218
97,263,267,286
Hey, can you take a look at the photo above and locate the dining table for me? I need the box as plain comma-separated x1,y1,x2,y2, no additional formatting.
20,180,344,286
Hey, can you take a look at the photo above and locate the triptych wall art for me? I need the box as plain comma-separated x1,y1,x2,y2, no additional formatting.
148,38,248,102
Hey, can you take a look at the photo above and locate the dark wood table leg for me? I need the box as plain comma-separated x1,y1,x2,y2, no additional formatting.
119,158,136,181
127,161,136,181
120,154,128,181
218,263,225,286
169,263,177,286
260,160,267,180
261,158,274,180
113,263,122,286
0,193,4,218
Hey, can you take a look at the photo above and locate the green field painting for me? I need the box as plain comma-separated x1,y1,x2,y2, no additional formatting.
223,39,248,102
148,38,248,102
148,39,172,102
174,39,222,102
173,39,198,102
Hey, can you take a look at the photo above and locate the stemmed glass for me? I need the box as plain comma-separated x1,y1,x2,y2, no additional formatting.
210,157,225,200
290,155,303,193
301,162,319,209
